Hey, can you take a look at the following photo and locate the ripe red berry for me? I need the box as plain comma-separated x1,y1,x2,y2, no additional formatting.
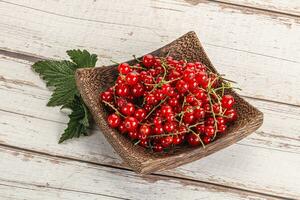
100,91,113,102
176,80,189,94
224,108,238,122
153,143,163,152
173,135,183,145
131,83,145,97
128,130,138,139
203,136,211,144
125,72,139,85
139,140,148,147
218,124,227,133
107,114,121,128
187,134,200,146
121,103,135,116
139,124,151,136
142,54,155,67
222,95,235,109
118,63,131,75
124,117,138,131
161,105,173,117
161,136,173,147
153,125,164,134
115,84,129,97
204,126,215,137
134,108,146,121
163,121,176,133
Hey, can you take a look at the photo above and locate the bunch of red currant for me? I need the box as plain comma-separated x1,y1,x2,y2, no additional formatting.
100,54,237,152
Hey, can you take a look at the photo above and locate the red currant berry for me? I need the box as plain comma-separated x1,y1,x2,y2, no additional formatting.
194,107,205,119
224,108,237,121
131,83,144,97
168,97,179,107
107,113,121,128
204,126,215,137
118,121,127,134
145,93,156,105
153,125,164,134
173,135,183,145
195,124,205,134
160,105,173,117
124,117,138,131
161,136,173,147
139,139,148,147
134,108,146,121
183,112,195,124
121,103,135,116
125,72,139,85
176,80,189,94
216,117,225,126
139,124,151,136
116,98,127,108
187,134,200,146
203,136,211,144
142,54,155,67
115,84,129,97
153,143,163,152
118,63,131,75
100,91,113,102
221,95,235,109
163,121,176,133
218,124,227,133
128,130,138,139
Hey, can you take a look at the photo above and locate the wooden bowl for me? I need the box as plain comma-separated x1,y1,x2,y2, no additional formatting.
75,31,263,174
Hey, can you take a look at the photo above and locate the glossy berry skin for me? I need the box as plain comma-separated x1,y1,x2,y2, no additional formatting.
124,117,138,131
161,136,173,148
203,136,211,144
139,124,151,136
118,121,127,134
100,91,113,102
163,122,176,133
115,84,129,97
218,124,227,133
142,54,155,67
134,108,146,121
160,105,173,117
125,72,139,85
131,83,144,97
224,108,238,122
176,80,189,94
128,130,138,139
139,140,148,147
221,95,235,109
173,135,183,145
121,103,135,116
153,143,163,152
187,134,201,146
107,114,121,128
204,126,215,137
153,125,164,134
118,63,131,75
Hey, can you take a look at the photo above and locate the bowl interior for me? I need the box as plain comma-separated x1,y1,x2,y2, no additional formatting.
76,31,263,173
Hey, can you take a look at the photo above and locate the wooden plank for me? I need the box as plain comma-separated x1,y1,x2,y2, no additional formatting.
1,48,300,198
0,0,300,105
0,181,122,200
205,0,300,16
0,146,279,200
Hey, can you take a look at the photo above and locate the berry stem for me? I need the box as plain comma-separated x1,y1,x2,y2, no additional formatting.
144,97,169,120
102,100,125,118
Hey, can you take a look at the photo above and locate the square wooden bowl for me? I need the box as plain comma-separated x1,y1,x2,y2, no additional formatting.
76,31,263,174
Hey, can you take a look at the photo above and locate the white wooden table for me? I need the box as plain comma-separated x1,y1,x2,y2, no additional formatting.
0,0,300,199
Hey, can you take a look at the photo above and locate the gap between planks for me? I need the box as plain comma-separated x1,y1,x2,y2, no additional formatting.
205,0,300,18
0,144,289,200
1,48,299,109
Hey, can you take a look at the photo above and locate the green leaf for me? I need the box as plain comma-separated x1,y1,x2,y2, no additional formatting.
32,60,78,106
67,49,97,68
59,96,90,143
32,49,98,143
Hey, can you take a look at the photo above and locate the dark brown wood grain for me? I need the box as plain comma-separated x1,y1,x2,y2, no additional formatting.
75,31,263,174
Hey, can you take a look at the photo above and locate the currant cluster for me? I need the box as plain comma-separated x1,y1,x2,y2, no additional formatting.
100,54,237,152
